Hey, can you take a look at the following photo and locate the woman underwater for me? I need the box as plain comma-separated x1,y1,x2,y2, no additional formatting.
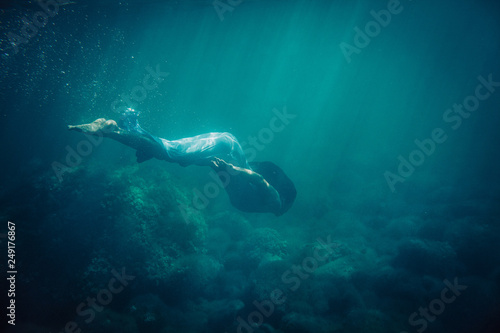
69,109,296,216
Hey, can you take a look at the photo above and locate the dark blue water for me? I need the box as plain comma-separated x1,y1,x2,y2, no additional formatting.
1,0,500,332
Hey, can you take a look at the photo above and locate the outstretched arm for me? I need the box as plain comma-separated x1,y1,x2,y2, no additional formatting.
210,157,282,215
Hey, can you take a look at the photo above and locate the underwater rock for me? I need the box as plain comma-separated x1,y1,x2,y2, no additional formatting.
288,301,315,315
281,312,337,333
213,269,249,299
206,227,232,259
168,254,223,298
314,256,356,280
91,163,210,286
83,307,139,333
242,227,288,267
24,160,215,320
77,252,117,297
343,308,394,333
250,259,291,310
385,215,422,238
392,239,458,276
444,218,499,275
202,298,245,332
351,265,427,310
207,211,253,241
127,293,170,332
297,261,363,316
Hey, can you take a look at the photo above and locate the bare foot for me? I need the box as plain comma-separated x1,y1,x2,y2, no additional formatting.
68,118,118,135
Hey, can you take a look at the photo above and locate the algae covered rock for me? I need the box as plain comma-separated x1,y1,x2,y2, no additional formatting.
168,254,223,297
242,227,288,267
99,163,209,284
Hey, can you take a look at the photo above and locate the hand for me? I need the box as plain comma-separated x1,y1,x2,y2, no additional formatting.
210,157,235,170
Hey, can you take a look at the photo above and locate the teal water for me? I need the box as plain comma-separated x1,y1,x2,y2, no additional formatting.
1,1,500,332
